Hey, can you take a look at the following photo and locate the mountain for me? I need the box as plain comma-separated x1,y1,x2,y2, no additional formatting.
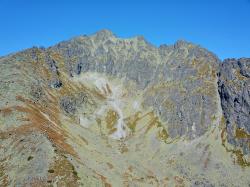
0,30,249,186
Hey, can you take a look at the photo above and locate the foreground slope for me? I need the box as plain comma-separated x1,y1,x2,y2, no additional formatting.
0,30,249,186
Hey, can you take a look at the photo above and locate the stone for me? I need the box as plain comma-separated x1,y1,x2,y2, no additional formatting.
218,58,250,154
0,30,249,186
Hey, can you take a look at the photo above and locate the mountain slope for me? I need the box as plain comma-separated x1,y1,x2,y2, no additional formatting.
0,30,249,186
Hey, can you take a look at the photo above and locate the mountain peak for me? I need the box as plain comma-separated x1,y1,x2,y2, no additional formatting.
93,29,116,39
174,40,192,48
0,30,249,187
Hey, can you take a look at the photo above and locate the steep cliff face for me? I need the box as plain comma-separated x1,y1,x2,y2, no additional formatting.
0,30,249,186
218,58,250,157
51,30,221,139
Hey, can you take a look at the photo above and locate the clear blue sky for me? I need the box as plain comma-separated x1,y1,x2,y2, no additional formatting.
0,0,249,59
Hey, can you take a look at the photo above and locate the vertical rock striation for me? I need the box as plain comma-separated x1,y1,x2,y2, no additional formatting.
0,30,249,186
218,58,250,155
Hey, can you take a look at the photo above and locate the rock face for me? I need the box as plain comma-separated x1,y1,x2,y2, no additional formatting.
0,30,249,186
218,58,250,155
52,31,221,139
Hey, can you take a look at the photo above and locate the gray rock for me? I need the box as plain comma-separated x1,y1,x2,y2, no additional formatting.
0,30,250,186
50,79,62,89
218,58,250,154
50,30,221,140
60,96,77,114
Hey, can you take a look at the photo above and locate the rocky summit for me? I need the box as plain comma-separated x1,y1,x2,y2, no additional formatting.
0,30,249,186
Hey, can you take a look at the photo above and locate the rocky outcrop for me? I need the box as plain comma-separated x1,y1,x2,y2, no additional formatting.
52,30,221,139
218,58,250,155
0,30,249,186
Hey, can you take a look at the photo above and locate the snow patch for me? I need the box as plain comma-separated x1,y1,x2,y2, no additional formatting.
75,73,127,139
192,122,196,132
79,116,92,128
133,101,140,111
109,99,126,139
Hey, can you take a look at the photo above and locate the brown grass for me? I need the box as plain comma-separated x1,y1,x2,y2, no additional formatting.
0,107,12,117
5,94,78,158
47,156,80,186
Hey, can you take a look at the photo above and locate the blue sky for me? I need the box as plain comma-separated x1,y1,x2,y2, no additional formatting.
0,0,249,59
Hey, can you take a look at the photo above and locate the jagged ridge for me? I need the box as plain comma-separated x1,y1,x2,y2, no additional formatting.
0,30,249,186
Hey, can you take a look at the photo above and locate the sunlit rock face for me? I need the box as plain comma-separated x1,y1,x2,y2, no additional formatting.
218,58,250,156
0,30,249,186
52,30,221,140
